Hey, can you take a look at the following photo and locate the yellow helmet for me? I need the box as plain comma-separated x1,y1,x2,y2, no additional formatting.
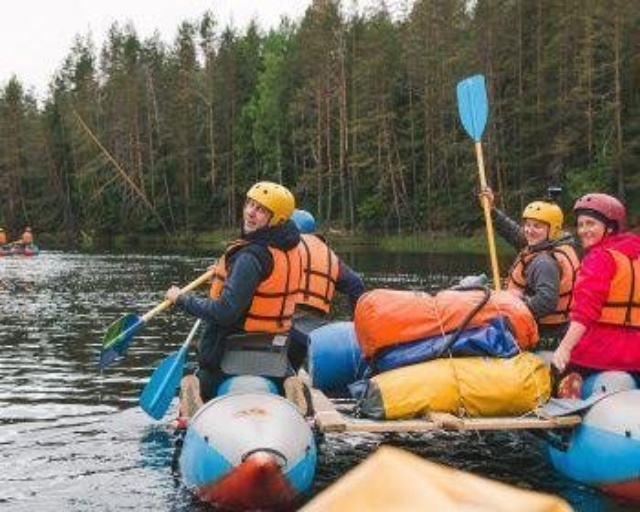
246,181,295,226
522,201,564,239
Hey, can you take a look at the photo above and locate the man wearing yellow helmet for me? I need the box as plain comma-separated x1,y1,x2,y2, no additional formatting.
481,187,580,344
165,181,301,403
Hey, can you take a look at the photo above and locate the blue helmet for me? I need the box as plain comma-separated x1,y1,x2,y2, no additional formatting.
291,209,316,234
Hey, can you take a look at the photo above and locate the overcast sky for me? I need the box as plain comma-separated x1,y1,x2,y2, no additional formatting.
0,1,410,100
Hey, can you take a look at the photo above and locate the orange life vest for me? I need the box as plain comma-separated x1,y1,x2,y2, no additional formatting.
598,249,640,327
209,240,301,333
298,234,340,314
0,231,6,244
507,243,580,325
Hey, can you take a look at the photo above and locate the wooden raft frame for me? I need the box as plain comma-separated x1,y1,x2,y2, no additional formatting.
311,389,582,434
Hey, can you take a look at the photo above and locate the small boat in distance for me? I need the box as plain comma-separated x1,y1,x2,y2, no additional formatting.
0,244,40,257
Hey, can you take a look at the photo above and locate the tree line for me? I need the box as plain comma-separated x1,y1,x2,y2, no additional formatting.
0,0,638,242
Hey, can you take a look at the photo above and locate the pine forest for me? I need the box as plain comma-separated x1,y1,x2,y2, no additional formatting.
1,0,638,241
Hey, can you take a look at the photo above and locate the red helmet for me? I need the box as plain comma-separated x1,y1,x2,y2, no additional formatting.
573,193,626,232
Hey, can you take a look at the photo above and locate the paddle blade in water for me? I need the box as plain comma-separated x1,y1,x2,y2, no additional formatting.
140,350,186,420
98,314,143,369
140,319,201,420
456,74,488,142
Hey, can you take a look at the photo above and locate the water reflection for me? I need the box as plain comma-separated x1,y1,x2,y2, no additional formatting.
0,251,635,511
347,249,492,291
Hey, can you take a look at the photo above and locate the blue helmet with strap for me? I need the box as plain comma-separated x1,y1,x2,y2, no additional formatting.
291,209,316,234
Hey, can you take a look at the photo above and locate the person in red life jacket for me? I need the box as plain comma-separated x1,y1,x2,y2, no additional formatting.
288,208,365,370
552,193,640,397
0,228,7,246
165,181,301,403
480,187,580,346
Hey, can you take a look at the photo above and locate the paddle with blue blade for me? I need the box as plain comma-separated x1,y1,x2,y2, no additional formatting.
99,269,213,369
140,319,202,420
456,74,501,292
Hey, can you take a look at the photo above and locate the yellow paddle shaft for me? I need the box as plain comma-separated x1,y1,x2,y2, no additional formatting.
475,141,501,292
141,268,214,322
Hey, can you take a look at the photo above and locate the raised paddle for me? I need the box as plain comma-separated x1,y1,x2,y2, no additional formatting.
98,268,213,369
456,74,501,292
140,319,202,420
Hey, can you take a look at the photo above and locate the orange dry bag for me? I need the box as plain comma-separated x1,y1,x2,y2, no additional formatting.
354,288,538,360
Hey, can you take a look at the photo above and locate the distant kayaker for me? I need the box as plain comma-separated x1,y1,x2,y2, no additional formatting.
480,187,580,346
0,228,7,246
19,226,34,246
288,208,365,369
552,193,640,397
165,182,301,404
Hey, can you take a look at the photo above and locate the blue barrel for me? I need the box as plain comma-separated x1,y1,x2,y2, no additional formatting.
546,389,640,502
217,375,279,396
308,321,369,396
581,371,638,399
180,392,317,510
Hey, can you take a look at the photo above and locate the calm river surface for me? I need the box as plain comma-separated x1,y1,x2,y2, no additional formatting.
0,249,635,511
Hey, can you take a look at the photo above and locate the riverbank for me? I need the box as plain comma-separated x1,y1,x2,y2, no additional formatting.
369,232,512,254
36,229,514,256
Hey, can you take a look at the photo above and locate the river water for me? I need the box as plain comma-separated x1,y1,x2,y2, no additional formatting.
0,249,635,511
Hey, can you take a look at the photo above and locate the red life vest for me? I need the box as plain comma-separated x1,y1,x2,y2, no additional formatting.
599,249,640,327
507,243,580,325
209,240,301,333
298,234,340,314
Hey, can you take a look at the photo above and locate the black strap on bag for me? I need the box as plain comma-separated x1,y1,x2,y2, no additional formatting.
434,284,492,358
